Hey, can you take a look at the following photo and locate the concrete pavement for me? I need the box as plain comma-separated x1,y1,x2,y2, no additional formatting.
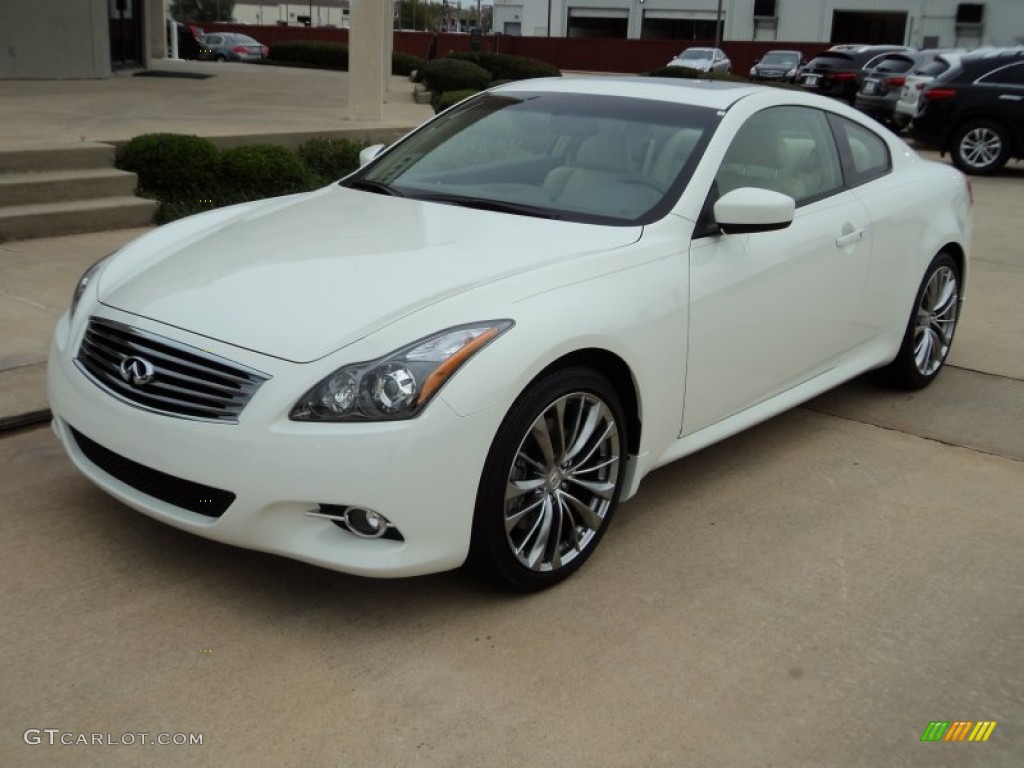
0,59,432,146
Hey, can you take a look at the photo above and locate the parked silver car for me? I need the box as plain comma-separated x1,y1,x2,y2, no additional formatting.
667,47,731,74
199,33,268,63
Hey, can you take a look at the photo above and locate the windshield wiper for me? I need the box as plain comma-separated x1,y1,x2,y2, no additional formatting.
412,193,560,220
344,178,405,197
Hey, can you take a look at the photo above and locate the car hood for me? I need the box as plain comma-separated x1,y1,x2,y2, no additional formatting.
100,186,641,363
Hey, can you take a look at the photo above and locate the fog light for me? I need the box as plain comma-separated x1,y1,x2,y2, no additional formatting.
344,506,390,539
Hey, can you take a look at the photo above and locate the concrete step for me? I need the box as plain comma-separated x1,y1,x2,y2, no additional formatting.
0,168,140,207
0,197,157,242
0,142,117,173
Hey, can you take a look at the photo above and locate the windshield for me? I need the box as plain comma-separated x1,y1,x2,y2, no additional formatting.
679,49,713,60
351,91,719,225
761,52,799,66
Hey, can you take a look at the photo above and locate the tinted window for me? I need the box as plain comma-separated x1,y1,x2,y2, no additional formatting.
715,106,844,206
980,62,1024,86
807,53,854,69
873,56,915,74
828,115,891,186
915,58,952,77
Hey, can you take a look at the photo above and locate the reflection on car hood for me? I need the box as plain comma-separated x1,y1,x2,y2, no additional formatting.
100,186,641,362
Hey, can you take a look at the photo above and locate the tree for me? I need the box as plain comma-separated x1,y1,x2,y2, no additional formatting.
170,0,235,23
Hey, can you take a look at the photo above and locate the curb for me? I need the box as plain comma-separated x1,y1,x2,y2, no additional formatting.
0,409,51,434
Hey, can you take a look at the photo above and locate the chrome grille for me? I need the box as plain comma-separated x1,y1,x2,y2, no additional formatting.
75,317,269,423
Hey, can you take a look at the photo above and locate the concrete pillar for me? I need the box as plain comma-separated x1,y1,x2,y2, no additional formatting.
348,0,388,122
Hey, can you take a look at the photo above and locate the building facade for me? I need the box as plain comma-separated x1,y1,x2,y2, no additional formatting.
230,1,351,28
493,0,1024,48
0,0,170,79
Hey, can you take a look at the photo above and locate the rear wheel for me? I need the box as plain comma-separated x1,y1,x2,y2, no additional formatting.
951,120,1010,175
467,368,627,591
883,252,960,389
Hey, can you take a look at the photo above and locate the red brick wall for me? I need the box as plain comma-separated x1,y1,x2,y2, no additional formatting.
201,25,824,74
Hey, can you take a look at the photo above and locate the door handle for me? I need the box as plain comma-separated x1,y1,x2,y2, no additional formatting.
835,227,864,248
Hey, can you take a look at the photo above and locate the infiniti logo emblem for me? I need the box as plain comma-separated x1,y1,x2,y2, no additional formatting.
119,356,156,387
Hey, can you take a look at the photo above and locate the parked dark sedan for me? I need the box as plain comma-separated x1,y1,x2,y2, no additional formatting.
913,47,1024,174
749,50,804,83
799,44,915,104
199,33,268,62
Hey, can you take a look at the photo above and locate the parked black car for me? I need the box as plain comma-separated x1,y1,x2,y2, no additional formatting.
913,48,1024,174
749,50,804,83
799,44,915,104
854,51,929,126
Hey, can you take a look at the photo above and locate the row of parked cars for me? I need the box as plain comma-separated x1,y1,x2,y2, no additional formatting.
804,44,1023,175
668,43,1023,175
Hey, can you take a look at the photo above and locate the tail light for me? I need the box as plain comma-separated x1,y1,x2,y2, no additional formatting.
924,88,956,101
232,45,248,53
885,76,906,87
830,72,858,81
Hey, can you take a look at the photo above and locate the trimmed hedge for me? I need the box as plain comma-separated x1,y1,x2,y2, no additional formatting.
448,52,560,81
117,133,219,199
268,41,424,76
417,58,492,93
298,137,364,184
431,89,482,114
269,41,348,70
220,144,311,199
392,52,425,77
118,133,370,224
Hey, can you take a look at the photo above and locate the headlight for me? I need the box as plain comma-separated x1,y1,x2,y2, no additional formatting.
290,320,514,422
749,67,757,77
786,68,797,78
70,254,113,317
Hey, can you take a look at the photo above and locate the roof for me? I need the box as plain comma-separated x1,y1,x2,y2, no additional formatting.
493,76,760,110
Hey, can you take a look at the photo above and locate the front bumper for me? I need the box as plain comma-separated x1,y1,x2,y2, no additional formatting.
48,308,503,578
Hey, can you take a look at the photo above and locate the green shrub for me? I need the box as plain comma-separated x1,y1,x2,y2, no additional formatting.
298,137,365,184
117,133,220,199
449,52,560,81
220,144,310,199
431,89,482,114
269,41,349,70
392,52,424,76
418,58,492,93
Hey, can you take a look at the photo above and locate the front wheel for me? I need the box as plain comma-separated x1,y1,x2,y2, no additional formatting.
882,252,961,389
467,368,627,591
951,120,1010,175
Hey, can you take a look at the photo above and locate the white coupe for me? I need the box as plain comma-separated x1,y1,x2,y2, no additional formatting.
49,77,971,590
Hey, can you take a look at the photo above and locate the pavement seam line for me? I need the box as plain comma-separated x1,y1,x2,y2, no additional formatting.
0,287,61,314
800,404,1024,464
947,363,1024,384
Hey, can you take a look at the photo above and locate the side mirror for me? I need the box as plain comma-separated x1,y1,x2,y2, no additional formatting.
359,144,386,167
713,187,795,235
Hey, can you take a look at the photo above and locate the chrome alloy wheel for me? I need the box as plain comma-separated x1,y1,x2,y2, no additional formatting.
958,126,1002,171
914,265,959,376
503,392,621,572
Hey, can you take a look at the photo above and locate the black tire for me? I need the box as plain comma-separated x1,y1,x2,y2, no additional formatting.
215,54,226,63
951,119,1010,175
882,252,961,390
467,367,628,592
